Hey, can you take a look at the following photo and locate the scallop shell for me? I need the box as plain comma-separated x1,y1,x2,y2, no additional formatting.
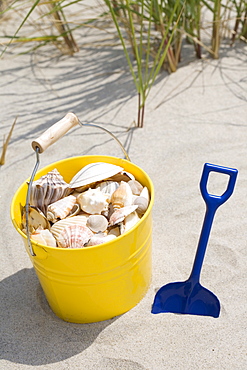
77,187,108,215
31,227,57,248
128,180,144,196
111,181,133,210
47,195,78,223
29,169,69,214
109,205,138,226
22,206,50,232
50,214,89,240
86,214,108,233
86,233,116,247
56,224,93,249
69,162,123,189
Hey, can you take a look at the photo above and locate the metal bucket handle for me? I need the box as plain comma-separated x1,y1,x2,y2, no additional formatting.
26,112,130,256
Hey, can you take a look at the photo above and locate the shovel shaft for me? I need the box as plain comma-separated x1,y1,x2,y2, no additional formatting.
189,163,238,281
189,207,216,280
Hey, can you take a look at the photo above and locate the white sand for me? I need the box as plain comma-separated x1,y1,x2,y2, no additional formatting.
1,15,247,370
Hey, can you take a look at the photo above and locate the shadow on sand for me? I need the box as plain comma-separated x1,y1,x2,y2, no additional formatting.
0,268,119,365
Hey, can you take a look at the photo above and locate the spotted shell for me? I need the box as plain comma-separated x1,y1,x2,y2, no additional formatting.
56,224,93,249
69,162,123,189
47,195,78,223
77,187,108,214
50,214,89,240
29,169,69,214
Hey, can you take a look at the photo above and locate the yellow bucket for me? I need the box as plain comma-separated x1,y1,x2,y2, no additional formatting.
11,154,154,323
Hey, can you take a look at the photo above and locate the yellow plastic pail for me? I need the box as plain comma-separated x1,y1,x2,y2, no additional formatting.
11,155,154,323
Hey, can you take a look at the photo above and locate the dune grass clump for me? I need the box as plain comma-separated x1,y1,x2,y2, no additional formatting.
0,1,246,127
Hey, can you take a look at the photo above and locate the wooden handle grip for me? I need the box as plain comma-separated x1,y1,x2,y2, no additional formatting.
31,112,79,153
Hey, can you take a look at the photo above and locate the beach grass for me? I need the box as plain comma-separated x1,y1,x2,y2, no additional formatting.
1,0,246,127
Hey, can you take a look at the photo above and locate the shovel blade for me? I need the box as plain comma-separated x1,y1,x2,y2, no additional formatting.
151,280,220,318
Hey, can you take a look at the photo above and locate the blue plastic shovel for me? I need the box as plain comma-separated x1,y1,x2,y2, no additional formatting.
152,163,238,318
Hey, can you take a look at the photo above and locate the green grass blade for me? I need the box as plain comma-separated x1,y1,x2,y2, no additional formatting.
144,1,153,89
146,0,183,93
104,0,139,91
126,0,143,95
1,0,41,57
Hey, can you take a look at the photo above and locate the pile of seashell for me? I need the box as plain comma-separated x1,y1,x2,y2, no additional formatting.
22,162,150,249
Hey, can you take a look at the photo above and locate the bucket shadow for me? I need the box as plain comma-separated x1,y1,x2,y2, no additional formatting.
0,268,119,365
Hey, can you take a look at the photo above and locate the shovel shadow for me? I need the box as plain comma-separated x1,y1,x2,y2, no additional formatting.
0,268,119,365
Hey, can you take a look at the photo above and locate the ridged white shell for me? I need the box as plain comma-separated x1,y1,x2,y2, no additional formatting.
47,195,77,222
69,162,123,189
77,187,108,214
56,224,93,248
50,215,89,240
31,227,57,248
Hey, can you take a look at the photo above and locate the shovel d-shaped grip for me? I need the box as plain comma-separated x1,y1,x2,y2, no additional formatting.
190,163,238,281
200,163,238,210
